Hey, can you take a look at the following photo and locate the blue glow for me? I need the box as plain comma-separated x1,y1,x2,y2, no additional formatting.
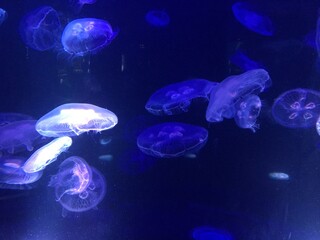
272,88,320,128
137,122,208,158
145,79,218,116
229,51,264,71
232,2,274,36
70,0,97,14
206,69,271,122
19,6,61,51
0,8,7,26
269,172,290,180
0,113,34,126
61,18,117,56
145,10,170,27
192,226,233,240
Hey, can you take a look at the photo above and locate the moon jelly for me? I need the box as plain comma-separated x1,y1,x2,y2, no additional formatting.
0,157,43,189
22,136,72,173
192,226,234,240
19,6,61,51
269,172,290,181
145,10,170,27
145,79,218,116
61,18,117,56
232,2,274,36
206,69,271,123
234,94,261,132
229,51,264,71
137,122,208,158
0,120,41,154
36,103,118,137
272,88,320,128
70,0,97,14
0,8,8,26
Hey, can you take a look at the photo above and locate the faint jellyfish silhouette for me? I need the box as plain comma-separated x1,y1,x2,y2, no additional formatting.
229,51,264,71
61,18,117,57
269,172,290,181
137,122,208,158
192,226,234,240
232,2,274,36
0,8,8,26
0,112,34,126
206,69,271,123
19,6,61,51
0,157,43,190
70,0,97,14
145,10,170,27
145,79,218,116
0,120,42,154
22,136,72,173
234,94,262,132
36,103,118,137
272,88,320,128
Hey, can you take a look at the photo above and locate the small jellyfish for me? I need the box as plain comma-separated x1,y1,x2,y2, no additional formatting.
192,226,234,240
269,172,290,181
229,51,264,71
234,94,262,132
36,103,118,137
70,0,97,14
61,18,117,57
232,2,274,36
206,69,271,122
0,8,8,26
272,88,320,128
19,6,61,51
98,154,113,161
145,10,170,27
22,136,72,173
145,79,218,116
99,136,112,146
137,122,208,158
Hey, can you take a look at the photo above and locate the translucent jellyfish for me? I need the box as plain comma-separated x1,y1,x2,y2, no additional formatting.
0,120,41,154
229,51,264,71
232,2,274,36
61,18,117,57
19,6,61,51
272,88,320,128
22,136,72,173
0,8,8,26
36,103,118,137
0,157,43,189
145,79,218,116
48,156,92,201
145,10,170,27
234,94,261,132
137,122,208,158
206,69,271,122
0,112,34,126
269,172,290,181
192,226,234,240
70,0,97,14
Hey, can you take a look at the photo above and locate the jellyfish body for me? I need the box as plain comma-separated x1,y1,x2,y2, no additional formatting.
232,2,274,36
0,113,34,126
19,6,61,51
206,69,271,123
61,18,117,56
229,51,264,71
272,88,320,128
36,103,118,137
269,172,290,181
145,79,218,116
70,0,97,14
145,10,170,27
137,122,208,158
0,8,8,26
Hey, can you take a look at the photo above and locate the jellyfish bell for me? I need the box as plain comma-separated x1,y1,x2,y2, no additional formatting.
69,0,97,14
0,8,7,26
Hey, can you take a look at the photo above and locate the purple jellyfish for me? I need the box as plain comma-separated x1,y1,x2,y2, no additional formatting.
229,51,264,71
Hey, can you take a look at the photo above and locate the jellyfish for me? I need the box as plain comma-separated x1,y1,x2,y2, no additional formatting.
229,51,264,71
19,6,61,51
22,136,72,173
36,103,118,137
234,94,262,132
192,226,234,240
206,69,271,123
145,10,170,27
232,2,274,36
269,172,290,181
0,8,7,26
0,157,43,189
70,0,97,14
61,18,117,57
0,112,34,126
272,88,320,128
145,79,218,116
137,122,208,158
0,120,42,154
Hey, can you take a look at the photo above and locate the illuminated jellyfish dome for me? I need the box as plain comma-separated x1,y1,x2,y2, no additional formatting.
36,103,118,137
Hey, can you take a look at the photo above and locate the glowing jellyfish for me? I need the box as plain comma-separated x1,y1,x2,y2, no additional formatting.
0,8,7,26
61,18,117,57
22,136,72,173
272,88,320,128
0,112,34,126
0,157,43,189
234,94,261,132
137,122,208,158
145,79,218,116
229,51,264,71
19,6,61,51
70,0,97,14
232,2,274,36
0,120,41,154
269,172,290,181
206,69,271,123
192,226,234,240
145,10,170,27
36,103,118,137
